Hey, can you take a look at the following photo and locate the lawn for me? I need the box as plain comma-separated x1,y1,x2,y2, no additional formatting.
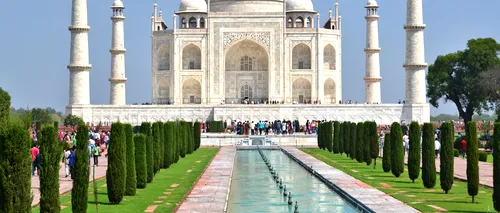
32,148,219,213
301,148,495,213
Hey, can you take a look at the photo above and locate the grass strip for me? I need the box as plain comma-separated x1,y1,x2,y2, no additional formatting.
32,148,219,213
301,148,495,213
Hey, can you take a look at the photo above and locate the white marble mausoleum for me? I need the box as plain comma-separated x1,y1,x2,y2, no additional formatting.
65,0,430,126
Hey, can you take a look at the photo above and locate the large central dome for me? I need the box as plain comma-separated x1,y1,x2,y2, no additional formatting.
210,0,284,13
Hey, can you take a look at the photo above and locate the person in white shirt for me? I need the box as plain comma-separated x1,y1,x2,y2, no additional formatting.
64,149,71,178
402,133,409,152
435,139,441,159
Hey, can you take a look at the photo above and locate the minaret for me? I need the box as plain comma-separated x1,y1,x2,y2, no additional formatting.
404,0,427,104
68,0,91,105
364,0,382,104
109,0,127,105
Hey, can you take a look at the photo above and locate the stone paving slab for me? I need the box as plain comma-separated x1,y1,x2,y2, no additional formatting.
283,147,419,213
176,147,236,213
31,155,108,206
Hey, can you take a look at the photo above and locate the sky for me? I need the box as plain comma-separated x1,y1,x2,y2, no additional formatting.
0,0,499,115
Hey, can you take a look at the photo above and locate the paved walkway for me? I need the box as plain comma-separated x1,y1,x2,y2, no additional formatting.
283,147,419,213
31,155,108,206
176,147,236,213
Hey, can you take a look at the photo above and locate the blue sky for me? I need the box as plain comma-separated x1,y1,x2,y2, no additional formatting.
0,0,498,115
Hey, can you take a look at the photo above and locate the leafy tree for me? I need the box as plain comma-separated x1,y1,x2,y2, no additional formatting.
72,121,90,213
107,122,127,204
39,126,63,213
0,120,32,213
363,122,373,166
382,133,391,172
440,122,454,194
134,134,147,189
390,122,404,177
333,121,340,153
466,121,479,203
427,38,500,123
356,122,364,163
422,123,436,188
368,121,379,168
0,87,11,125
63,114,83,129
31,108,53,126
124,124,136,196
408,122,421,183
350,122,357,160
140,122,154,183
493,122,500,211
194,121,201,150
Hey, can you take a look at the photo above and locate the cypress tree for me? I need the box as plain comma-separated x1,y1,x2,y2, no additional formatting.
0,120,32,213
159,122,165,169
187,122,194,154
440,122,454,194
422,123,436,188
356,122,365,163
350,122,357,160
152,122,161,174
72,121,90,213
333,121,340,153
344,122,351,157
134,134,147,189
194,121,201,151
163,123,170,168
124,124,136,196
0,87,10,125
339,122,344,155
408,121,421,183
166,122,175,165
466,121,479,203
107,122,127,204
39,126,62,213
326,122,333,153
179,121,187,158
363,122,372,166
382,133,391,172
493,122,500,211
317,122,323,149
140,122,154,183
369,121,379,168
390,122,404,177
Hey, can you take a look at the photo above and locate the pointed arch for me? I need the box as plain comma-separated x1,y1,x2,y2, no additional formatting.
182,78,201,104
158,45,170,70
295,16,304,28
287,17,293,28
324,78,336,104
182,44,201,70
189,17,197,28
181,17,186,28
200,17,205,28
292,43,311,69
324,44,336,70
292,78,312,103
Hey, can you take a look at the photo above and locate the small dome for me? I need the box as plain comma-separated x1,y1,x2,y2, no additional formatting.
366,0,378,7
112,0,124,8
287,0,314,12
179,0,207,13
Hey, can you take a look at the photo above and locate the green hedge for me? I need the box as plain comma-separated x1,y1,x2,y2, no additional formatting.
207,121,224,133
356,122,364,163
478,151,488,162
124,124,136,196
408,122,421,183
422,123,436,188
72,121,90,212
134,134,147,189
107,122,127,204
0,120,32,212
390,122,404,177
350,122,357,160
382,133,391,172
466,121,479,203
140,122,154,183
440,122,454,194
39,126,62,213
454,149,460,157
493,122,500,211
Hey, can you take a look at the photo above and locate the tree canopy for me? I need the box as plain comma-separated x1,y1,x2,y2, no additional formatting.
427,38,500,123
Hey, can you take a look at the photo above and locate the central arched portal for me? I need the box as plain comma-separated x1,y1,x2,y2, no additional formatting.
225,40,269,103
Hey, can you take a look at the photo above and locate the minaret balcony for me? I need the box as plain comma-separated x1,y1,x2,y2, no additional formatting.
68,26,90,32
403,24,426,30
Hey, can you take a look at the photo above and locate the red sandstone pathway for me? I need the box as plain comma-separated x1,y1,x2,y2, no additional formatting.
31,155,108,206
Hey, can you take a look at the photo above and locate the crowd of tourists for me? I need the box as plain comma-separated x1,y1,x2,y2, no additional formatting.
226,120,321,135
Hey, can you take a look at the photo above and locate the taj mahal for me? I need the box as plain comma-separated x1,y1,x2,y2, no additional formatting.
66,0,430,125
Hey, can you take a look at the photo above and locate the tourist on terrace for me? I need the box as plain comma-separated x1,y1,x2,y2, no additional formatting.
435,139,441,159
31,144,40,176
460,138,467,158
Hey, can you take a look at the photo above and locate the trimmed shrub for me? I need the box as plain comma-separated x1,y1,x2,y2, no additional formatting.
0,87,11,124
294,120,301,132
333,121,340,154
163,123,170,168
344,122,351,157
466,121,479,203
166,122,175,166
39,126,62,213
350,122,357,160
363,122,373,166
124,124,136,196
440,122,454,194
207,121,224,133
422,123,436,188
159,123,165,169
134,134,147,189
317,122,323,149
0,120,32,213
140,122,154,183
194,121,201,150
179,121,187,158
368,121,379,168
382,133,391,172
72,121,90,212
173,122,179,163
390,122,404,177
107,122,127,204
152,122,161,174
187,122,194,155
454,149,460,157
493,122,500,211
478,151,488,162
356,122,364,163
339,122,344,155
408,121,421,183
326,122,333,153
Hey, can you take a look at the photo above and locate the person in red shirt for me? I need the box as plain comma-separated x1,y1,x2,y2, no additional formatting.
460,139,467,159
31,144,40,176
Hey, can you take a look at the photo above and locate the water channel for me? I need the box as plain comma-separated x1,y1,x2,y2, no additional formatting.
227,150,360,213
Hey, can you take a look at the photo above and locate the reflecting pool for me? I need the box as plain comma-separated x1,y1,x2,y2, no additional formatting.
227,150,360,213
